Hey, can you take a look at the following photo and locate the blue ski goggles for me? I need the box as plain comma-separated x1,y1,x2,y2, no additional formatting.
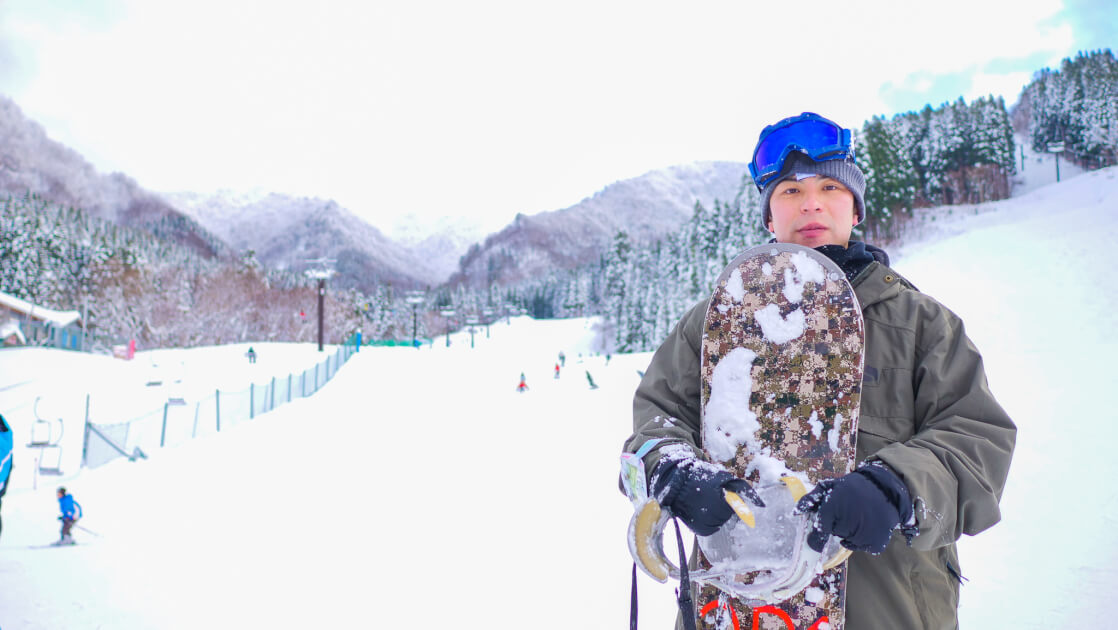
748,112,856,191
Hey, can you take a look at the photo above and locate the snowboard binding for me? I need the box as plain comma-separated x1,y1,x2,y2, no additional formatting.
627,476,851,604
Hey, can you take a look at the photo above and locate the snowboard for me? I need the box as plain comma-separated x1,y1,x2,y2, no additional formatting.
694,243,865,630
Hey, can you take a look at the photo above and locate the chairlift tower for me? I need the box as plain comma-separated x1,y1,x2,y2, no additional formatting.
482,308,495,338
440,307,456,347
1047,141,1065,183
304,258,337,352
466,317,479,348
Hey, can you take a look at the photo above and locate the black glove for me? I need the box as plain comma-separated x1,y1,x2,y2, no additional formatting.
652,457,764,536
795,462,914,554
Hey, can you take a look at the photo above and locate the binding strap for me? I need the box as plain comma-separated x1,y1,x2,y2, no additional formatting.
630,563,638,630
629,516,697,630
675,517,697,630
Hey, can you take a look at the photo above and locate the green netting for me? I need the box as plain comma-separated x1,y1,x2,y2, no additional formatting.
365,339,427,347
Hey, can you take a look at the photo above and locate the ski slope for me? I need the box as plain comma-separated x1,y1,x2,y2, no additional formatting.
0,165,1116,628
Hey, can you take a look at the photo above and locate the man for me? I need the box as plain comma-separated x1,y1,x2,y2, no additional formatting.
0,414,12,541
622,112,1016,629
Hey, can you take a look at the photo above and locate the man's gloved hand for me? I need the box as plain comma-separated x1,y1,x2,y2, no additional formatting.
795,462,915,555
651,457,764,536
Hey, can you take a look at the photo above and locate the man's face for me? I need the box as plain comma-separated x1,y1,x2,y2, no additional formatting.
766,175,857,247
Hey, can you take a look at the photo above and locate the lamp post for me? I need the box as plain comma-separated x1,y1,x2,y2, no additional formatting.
1047,141,1065,183
405,290,425,349
304,258,336,352
440,307,455,347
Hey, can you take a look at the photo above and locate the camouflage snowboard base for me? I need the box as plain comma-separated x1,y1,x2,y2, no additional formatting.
697,243,865,630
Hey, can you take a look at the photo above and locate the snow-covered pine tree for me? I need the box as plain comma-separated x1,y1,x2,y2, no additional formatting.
858,115,913,239
1020,49,1118,170
602,230,631,349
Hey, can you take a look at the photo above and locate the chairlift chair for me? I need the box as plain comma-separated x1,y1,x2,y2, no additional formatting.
27,397,64,476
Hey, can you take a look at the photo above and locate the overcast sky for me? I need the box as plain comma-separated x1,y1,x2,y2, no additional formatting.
0,0,1113,236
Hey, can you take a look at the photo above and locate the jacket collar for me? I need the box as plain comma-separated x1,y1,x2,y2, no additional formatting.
852,261,918,310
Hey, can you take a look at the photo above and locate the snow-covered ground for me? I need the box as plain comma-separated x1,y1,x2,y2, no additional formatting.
1,164,1116,628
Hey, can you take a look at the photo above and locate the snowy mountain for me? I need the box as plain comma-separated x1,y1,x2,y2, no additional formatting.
0,96,228,259
388,213,487,283
169,162,754,291
449,161,751,287
162,190,443,291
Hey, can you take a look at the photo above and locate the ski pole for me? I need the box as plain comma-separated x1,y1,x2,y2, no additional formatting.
75,524,102,537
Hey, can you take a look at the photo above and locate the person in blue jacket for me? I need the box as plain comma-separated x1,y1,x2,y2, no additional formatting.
0,413,12,541
56,486,82,545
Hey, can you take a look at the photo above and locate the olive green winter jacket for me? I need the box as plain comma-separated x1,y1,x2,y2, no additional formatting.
623,260,1016,630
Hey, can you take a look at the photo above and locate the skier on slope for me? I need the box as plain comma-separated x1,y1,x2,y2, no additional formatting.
517,372,529,393
0,413,12,542
55,486,82,545
621,112,1016,629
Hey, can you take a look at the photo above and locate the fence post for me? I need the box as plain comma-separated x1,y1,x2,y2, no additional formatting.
271,377,276,411
288,373,293,402
250,383,255,420
216,389,221,432
161,402,169,447
81,393,92,469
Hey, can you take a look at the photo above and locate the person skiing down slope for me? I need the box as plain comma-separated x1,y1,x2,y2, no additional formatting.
517,372,529,393
55,487,82,545
621,111,1016,629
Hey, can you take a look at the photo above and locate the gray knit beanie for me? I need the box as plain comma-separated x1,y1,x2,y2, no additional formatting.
759,152,866,229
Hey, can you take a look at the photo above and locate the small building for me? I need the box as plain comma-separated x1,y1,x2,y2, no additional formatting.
0,291,84,350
